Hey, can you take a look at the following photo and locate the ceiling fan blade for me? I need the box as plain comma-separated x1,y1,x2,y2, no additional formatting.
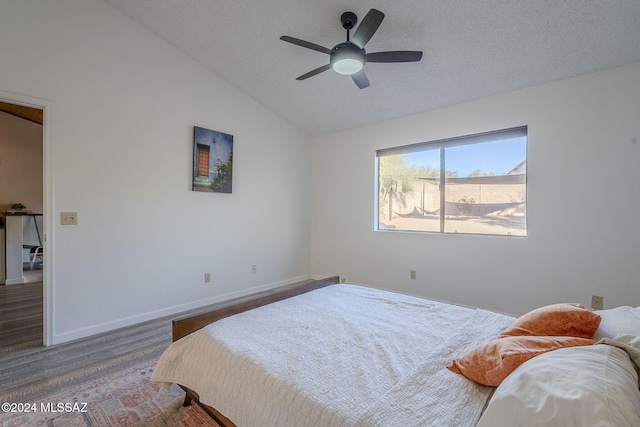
280,36,332,55
351,9,385,48
366,51,423,63
351,70,370,89
296,64,332,80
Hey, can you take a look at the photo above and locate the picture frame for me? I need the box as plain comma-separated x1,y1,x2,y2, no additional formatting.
192,126,233,193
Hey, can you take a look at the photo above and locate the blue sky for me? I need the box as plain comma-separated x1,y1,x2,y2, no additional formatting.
404,137,527,176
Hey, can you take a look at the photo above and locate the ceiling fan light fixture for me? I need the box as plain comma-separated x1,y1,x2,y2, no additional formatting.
333,58,364,75
330,42,366,75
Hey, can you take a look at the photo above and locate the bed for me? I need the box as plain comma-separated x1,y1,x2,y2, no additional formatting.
152,276,640,426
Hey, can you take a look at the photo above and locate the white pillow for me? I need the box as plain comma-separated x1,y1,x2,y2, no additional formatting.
592,306,640,341
477,345,640,427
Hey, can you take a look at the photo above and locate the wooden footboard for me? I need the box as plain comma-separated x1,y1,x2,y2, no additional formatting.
171,275,340,426
180,385,236,427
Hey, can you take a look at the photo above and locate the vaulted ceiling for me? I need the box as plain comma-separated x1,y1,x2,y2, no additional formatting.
103,0,640,136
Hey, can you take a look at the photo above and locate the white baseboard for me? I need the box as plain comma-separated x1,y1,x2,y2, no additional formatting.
53,274,313,345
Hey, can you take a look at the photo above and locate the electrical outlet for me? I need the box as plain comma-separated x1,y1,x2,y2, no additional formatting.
591,295,603,310
410,270,416,280
204,273,211,283
60,212,78,225
340,277,346,283
251,264,257,274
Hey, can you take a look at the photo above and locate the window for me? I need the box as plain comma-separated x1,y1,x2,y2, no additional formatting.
376,126,527,236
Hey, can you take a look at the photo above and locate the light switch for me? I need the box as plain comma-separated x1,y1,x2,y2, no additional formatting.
60,212,78,225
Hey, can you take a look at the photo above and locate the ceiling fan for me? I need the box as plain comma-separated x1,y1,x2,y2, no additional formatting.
280,8,423,89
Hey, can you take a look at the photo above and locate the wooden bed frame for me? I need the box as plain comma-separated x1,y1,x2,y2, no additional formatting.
171,275,340,427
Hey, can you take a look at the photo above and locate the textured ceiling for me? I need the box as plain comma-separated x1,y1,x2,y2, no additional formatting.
103,0,640,136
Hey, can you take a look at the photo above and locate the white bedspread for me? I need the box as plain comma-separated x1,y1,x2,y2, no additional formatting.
152,284,514,427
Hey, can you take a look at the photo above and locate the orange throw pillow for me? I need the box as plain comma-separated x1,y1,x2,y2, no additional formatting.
500,303,601,339
448,336,594,386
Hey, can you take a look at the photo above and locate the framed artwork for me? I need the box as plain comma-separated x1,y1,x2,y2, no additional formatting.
192,126,233,193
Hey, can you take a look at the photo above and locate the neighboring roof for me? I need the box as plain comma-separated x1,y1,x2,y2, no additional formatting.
507,160,527,175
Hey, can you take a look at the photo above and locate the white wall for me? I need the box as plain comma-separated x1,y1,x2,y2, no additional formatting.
0,0,311,343
0,111,44,261
310,62,640,315
0,111,43,213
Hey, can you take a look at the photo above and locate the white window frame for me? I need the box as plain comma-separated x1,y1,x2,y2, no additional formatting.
375,126,527,236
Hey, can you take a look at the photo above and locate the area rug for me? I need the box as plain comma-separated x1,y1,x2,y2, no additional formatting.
0,359,220,427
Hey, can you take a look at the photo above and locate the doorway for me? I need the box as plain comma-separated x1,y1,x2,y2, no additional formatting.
0,92,51,348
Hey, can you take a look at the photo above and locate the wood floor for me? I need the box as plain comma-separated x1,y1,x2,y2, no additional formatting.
0,311,173,403
0,280,43,352
0,278,177,403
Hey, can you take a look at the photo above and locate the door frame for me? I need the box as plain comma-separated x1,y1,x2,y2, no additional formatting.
0,90,54,346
